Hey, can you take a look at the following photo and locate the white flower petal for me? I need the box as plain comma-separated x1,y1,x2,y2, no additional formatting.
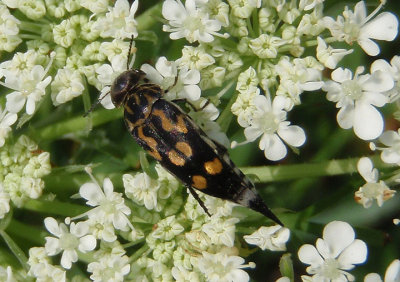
244,126,263,142
79,183,104,206
331,68,353,83
298,244,324,266
358,38,380,56
182,85,201,101
384,259,400,282
78,235,97,252
60,249,77,269
6,91,26,113
44,217,62,237
364,273,383,282
45,237,61,255
337,105,354,129
380,130,400,146
357,157,378,183
322,221,355,258
361,92,388,107
3,112,17,126
71,222,89,237
337,239,368,269
262,134,287,161
103,178,114,196
363,70,394,93
140,64,163,85
278,125,306,147
381,149,400,164
353,102,383,140
361,12,398,41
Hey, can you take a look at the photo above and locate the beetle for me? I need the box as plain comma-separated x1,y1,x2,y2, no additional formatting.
107,65,283,225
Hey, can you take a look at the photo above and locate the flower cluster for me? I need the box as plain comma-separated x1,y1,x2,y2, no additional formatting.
0,135,51,217
26,167,284,281
0,0,139,147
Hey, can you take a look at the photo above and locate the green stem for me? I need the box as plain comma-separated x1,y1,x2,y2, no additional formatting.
30,108,122,141
0,230,29,272
129,244,150,263
23,199,89,217
241,156,392,183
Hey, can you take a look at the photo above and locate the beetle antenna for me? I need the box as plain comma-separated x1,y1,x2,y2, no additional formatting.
127,34,134,70
83,90,110,117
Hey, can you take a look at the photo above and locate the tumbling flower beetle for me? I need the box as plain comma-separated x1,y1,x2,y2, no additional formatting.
90,38,283,225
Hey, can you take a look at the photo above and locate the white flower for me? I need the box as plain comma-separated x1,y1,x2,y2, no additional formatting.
322,67,393,140
275,57,324,108
323,1,398,56
80,0,108,14
249,34,285,59
316,37,353,69
44,217,96,269
231,88,259,127
79,177,133,231
0,4,21,52
96,0,139,39
0,4,20,35
22,151,51,178
238,95,306,161
355,157,396,208
378,129,400,165
88,253,130,282
86,216,117,242
298,221,368,281
162,0,227,43
229,0,260,18
202,217,239,247
100,38,131,66
299,0,325,11
0,50,38,78
364,259,400,282
2,54,53,115
0,106,17,147
123,172,160,211
141,56,201,101
51,68,84,105
197,251,254,282
176,45,215,70
172,265,200,282
236,66,259,94
244,225,290,251
371,56,400,102
0,183,10,219
151,215,184,241
28,247,50,278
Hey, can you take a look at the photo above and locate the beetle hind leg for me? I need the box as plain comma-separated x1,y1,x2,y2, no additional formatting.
187,186,211,217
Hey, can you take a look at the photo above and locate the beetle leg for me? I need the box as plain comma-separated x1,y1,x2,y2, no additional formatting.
187,186,211,217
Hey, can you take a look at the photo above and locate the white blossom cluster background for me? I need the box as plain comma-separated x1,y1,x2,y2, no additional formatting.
0,0,399,281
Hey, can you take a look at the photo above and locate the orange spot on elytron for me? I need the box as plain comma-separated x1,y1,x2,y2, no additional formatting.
137,126,162,161
153,109,188,133
168,149,185,166
176,115,188,133
175,141,192,157
192,175,207,189
204,157,223,175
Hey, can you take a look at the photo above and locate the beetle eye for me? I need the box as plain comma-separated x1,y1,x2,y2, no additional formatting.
112,75,127,93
